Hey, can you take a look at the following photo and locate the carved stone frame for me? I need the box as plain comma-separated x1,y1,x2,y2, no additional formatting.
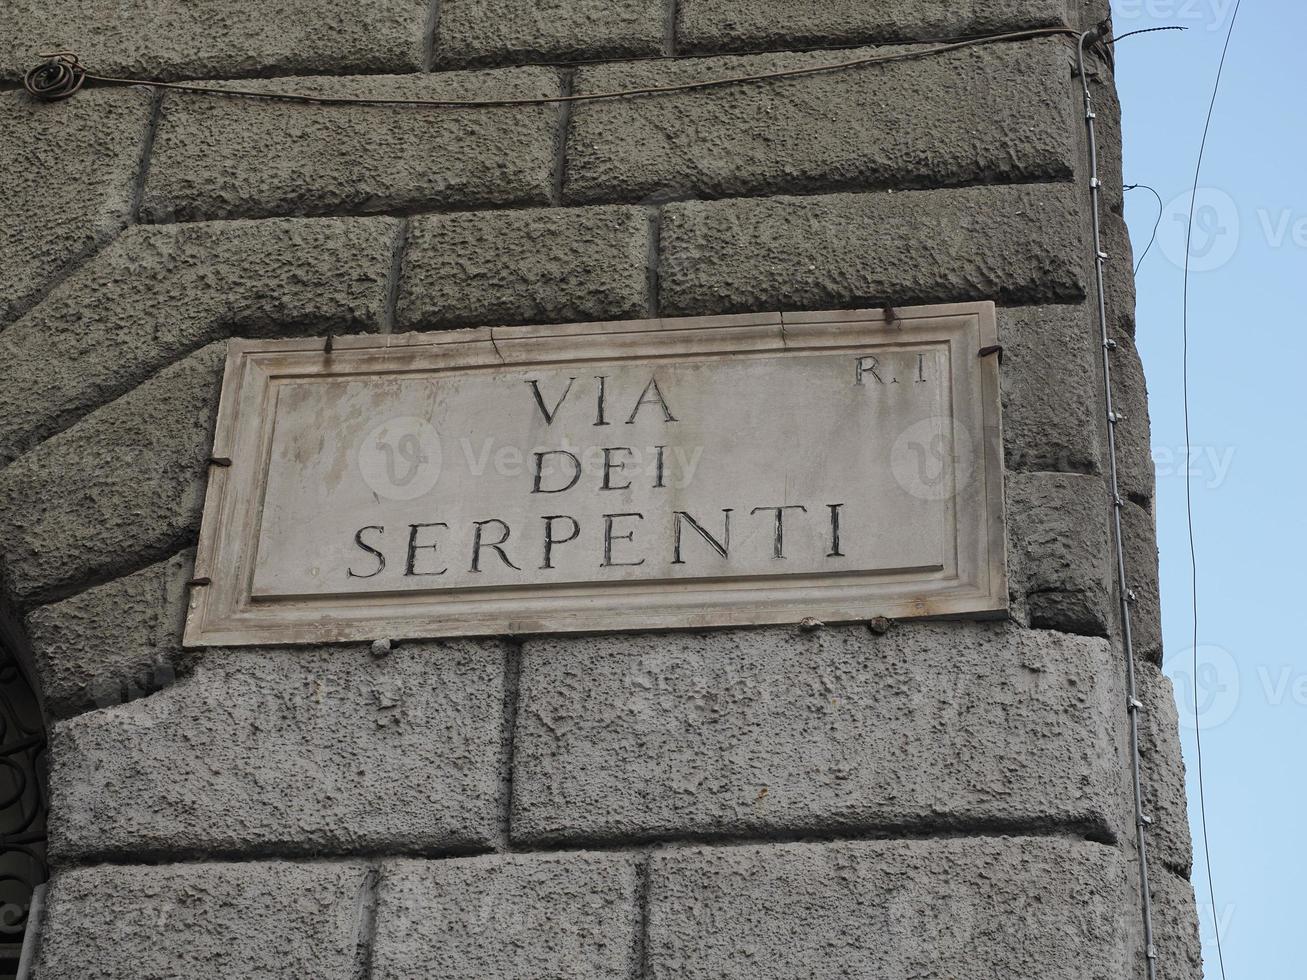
184,303,1006,647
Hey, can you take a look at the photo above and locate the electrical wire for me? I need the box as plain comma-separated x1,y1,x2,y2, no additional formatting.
1125,183,1164,275
1108,26,1189,45
1076,24,1160,980
1182,5,1241,980
23,27,1083,106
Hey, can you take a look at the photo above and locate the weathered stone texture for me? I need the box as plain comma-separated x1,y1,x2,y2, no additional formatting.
373,852,639,979
26,550,193,719
435,0,665,66
1104,209,1139,337
1150,870,1206,980
999,304,1101,475
398,205,651,329
37,860,368,979
0,0,427,81
1079,0,1112,30
1006,471,1112,636
1111,328,1158,504
567,39,1075,204
0,216,394,465
0,7,1188,974
658,183,1085,317
513,623,1122,845
676,0,1076,54
49,641,506,860
0,343,224,605
1085,65,1126,216
0,89,152,324
142,70,560,222
646,836,1131,979
1124,499,1164,662
1138,660,1193,877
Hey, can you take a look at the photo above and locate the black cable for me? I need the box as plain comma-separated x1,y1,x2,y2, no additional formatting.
24,24,1176,108
1108,26,1189,45
25,29,1080,106
1182,6,1241,980
1125,183,1164,275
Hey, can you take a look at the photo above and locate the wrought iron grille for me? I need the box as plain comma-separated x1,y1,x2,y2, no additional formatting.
0,642,46,979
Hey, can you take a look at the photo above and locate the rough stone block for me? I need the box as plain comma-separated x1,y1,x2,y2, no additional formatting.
48,640,506,860
1073,65,1133,341
398,204,650,329
1111,328,1157,504
647,836,1131,979
1079,0,1111,29
0,216,395,465
1149,870,1205,980
567,38,1075,204
37,859,368,979
999,304,1101,475
1079,62,1125,216
435,0,665,66
373,852,639,978
512,622,1122,845
677,0,1075,54
1138,660,1193,877
48,640,505,859
0,89,152,323
658,183,1084,317
0,0,426,81
142,69,560,222
26,550,193,719
1104,208,1139,338
0,343,225,606
1123,498,1163,662
1006,470,1112,636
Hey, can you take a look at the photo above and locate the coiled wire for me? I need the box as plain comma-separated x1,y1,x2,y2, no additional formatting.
22,52,86,101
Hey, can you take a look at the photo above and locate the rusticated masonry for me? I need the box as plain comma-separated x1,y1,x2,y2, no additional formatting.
0,1,1202,977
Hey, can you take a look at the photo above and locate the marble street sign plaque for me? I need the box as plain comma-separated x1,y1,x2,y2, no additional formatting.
184,303,1006,647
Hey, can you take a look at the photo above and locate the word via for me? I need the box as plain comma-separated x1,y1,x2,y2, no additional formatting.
526,375,677,426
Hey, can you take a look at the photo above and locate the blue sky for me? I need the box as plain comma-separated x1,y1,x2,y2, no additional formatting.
1116,2,1303,975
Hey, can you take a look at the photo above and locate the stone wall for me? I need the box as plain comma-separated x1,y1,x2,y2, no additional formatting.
0,0,1201,976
